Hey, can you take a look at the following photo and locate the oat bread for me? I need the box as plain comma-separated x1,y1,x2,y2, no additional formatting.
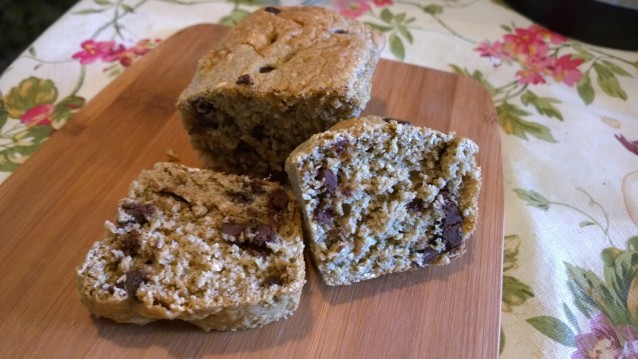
176,6,384,179
285,116,481,286
76,162,305,331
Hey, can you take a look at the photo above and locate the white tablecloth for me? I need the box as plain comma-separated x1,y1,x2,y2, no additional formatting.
2,1,638,357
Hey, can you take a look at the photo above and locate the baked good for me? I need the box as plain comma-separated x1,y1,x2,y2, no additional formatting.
285,116,481,285
176,6,384,179
76,162,305,331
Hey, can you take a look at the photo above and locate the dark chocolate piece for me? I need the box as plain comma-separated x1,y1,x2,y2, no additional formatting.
317,167,338,193
264,6,281,14
236,74,253,85
270,189,289,211
121,202,155,225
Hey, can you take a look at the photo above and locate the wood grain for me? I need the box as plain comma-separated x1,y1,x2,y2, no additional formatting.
0,24,503,358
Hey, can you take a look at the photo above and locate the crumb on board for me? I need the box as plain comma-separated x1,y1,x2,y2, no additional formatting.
166,149,180,162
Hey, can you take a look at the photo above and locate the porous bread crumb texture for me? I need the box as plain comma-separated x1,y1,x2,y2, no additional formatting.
76,162,305,331
285,116,481,286
176,6,384,179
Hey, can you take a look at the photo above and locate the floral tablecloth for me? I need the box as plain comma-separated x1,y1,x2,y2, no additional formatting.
2,0,638,357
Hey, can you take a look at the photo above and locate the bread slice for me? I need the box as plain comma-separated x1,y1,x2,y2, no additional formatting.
76,162,305,331
285,116,481,286
176,6,384,179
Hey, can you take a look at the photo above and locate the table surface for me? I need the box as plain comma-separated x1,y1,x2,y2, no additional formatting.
1,1,637,358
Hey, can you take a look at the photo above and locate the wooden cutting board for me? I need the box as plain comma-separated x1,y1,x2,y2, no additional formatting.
0,24,503,358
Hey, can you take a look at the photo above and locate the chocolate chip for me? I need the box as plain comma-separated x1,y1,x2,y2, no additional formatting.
441,195,464,248
406,198,424,213
316,167,337,193
331,140,348,157
235,241,270,255
221,222,245,237
228,191,252,204
121,202,155,225
334,29,348,34
418,248,440,266
264,6,280,14
262,272,284,286
315,201,335,225
119,232,140,257
124,269,146,297
382,117,412,125
251,124,266,140
255,223,277,245
249,179,268,193
270,189,289,211
259,66,275,73
236,74,253,85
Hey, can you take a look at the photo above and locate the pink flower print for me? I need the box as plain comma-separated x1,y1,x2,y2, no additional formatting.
572,313,638,359
529,24,567,45
547,54,584,86
616,133,638,156
72,40,119,65
623,340,638,358
334,0,372,17
372,0,393,6
105,39,161,67
476,41,506,66
20,104,55,126
515,56,554,85
503,28,549,64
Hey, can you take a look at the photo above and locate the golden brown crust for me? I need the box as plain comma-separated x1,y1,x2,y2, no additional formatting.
176,6,384,178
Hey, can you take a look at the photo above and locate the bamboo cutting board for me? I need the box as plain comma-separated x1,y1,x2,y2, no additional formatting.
0,24,503,358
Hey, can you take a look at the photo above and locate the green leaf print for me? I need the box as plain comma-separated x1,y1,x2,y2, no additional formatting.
577,70,595,105
365,23,393,32
512,189,551,210
397,25,413,44
594,63,628,100
51,95,85,129
380,8,393,23
601,60,633,77
500,327,505,354
74,8,109,15
503,275,535,312
503,234,521,272
3,77,58,119
563,303,581,333
121,4,134,13
526,316,577,347
423,4,443,15
496,103,557,143
566,262,628,325
389,34,405,61
520,90,563,121
0,98,7,129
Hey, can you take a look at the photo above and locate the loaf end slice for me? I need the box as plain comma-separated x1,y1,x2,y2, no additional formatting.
76,162,305,330
176,6,384,178
285,116,481,286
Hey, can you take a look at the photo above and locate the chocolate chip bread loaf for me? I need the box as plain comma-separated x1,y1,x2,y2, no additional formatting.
285,116,481,286
76,162,305,331
176,6,384,179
